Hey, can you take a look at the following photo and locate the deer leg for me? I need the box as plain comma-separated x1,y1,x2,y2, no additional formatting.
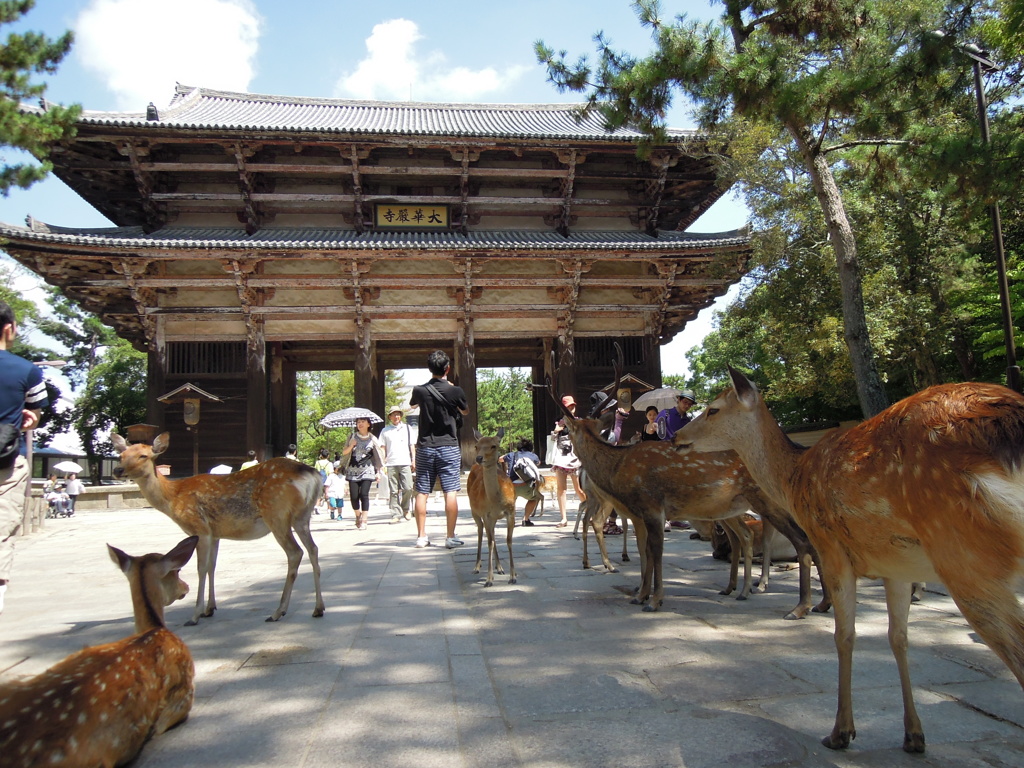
590,503,617,573
719,517,753,599
473,514,485,574
505,513,517,584
620,514,629,562
491,518,505,576
883,578,925,753
939,570,1024,691
755,520,773,594
484,520,498,587
293,518,325,618
185,535,215,626
203,538,220,617
267,527,304,622
641,520,665,612
822,557,858,751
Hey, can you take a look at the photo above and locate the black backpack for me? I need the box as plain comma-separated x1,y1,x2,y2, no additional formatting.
0,424,20,470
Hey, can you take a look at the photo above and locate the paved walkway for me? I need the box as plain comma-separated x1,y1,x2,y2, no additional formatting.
1,496,1022,767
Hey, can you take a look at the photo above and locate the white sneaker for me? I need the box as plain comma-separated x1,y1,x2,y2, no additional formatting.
445,537,464,549
414,536,431,548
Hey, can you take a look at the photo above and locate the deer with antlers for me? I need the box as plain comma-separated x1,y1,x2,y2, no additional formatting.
674,368,1024,752
0,536,198,767
111,433,325,624
550,348,826,619
467,427,518,586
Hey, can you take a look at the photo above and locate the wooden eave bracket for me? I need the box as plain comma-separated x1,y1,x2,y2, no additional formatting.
230,143,263,234
117,140,163,232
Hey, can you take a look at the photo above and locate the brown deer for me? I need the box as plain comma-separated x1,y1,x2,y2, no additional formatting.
0,536,198,768
467,428,517,586
111,433,326,624
550,350,826,619
674,368,1024,753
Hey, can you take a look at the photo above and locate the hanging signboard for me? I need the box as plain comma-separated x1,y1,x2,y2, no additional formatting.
373,203,449,229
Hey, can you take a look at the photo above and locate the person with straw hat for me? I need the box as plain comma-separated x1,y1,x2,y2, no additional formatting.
380,405,416,523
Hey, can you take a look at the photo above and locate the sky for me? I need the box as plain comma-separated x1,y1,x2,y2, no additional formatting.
1,0,748,383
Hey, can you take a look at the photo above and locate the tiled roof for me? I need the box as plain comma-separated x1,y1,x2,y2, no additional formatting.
0,222,748,251
56,85,700,142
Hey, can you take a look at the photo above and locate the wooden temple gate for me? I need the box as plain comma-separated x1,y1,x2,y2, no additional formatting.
3,87,750,473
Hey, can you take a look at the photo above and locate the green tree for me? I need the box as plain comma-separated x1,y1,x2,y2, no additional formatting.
0,0,78,193
476,368,534,452
73,338,147,482
33,286,118,386
537,0,987,416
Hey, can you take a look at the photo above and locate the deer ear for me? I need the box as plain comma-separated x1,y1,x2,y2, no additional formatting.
496,426,505,439
162,536,199,571
473,428,482,441
152,432,171,456
727,366,759,409
108,544,131,574
110,433,128,453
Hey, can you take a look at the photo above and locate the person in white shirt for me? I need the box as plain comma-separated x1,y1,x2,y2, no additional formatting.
64,473,85,514
379,406,416,523
322,465,345,521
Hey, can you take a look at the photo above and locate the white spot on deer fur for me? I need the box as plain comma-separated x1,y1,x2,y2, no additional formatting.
99,711,108,722
77,712,87,724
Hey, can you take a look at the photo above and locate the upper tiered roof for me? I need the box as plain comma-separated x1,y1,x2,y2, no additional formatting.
67,84,700,141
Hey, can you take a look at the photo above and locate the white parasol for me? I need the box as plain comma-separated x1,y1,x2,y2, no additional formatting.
632,387,684,413
320,407,384,429
53,460,83,474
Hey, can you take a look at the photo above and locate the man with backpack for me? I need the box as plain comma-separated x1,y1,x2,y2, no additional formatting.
500,438,542,527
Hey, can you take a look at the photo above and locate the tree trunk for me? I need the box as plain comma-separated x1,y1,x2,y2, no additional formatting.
789,123,890,417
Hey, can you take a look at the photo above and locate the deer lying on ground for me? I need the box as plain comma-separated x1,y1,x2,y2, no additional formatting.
111,433,325,624
674,368,1024,753
467,428,517,586
0,536,198,767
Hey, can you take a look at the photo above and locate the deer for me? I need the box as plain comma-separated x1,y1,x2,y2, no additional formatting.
673,367,1024,753
467,427,517,586
549,348,827,619
0,536,198,768
111,432,326,624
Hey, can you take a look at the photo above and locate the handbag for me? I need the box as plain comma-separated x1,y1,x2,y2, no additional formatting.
0,423,20,470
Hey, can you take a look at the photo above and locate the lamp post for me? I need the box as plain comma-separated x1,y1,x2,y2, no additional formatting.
935,32,1021,392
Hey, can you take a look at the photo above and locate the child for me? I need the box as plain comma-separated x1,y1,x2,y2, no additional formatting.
323,465,346,521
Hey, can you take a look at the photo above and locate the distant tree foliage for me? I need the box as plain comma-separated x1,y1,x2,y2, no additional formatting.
476,368,534,452
0,0,79,193
538,0,1016,417
73,338,147,483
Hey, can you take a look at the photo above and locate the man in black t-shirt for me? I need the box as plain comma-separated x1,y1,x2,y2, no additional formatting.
409,350,468,549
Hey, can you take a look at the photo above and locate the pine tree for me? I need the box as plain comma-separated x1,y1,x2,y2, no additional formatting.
0,0,78,193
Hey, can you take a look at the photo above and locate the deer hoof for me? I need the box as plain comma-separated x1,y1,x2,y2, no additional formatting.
629,597,643,605
903,732,925,753
821,729,854,750
484,580,493,587
509,577,517,584
642,603,660,613
265,612,284,622
184,618,199,627
312,607,325,618
621,554,630,562
606,566,619,574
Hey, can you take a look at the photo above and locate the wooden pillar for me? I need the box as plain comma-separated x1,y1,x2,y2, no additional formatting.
246,318,269,459
453,323,477,469
146,318,166,429
354,321,376,409
555,333,577,404
268,343,291,456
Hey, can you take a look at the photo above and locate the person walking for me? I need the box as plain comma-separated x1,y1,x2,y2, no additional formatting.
322,464,345,521
500,438,543,527
410,350,468,549
1,300,50,613
551,395,588,529
380,406,415,524
64,473,85,514
341,417,382,531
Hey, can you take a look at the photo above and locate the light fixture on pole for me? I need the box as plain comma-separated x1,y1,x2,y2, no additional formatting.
934,31,1021,392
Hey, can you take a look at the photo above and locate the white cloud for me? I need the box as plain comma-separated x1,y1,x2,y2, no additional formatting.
336,19,527,102
74,0,262,110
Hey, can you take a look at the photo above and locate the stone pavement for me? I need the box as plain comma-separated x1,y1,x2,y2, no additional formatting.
1,496,1022,768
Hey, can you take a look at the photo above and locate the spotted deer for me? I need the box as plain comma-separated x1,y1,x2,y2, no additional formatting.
467,428,517,586
550,349,826,619
111,432,325,624
0,536,198,768
674,368,1024,753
